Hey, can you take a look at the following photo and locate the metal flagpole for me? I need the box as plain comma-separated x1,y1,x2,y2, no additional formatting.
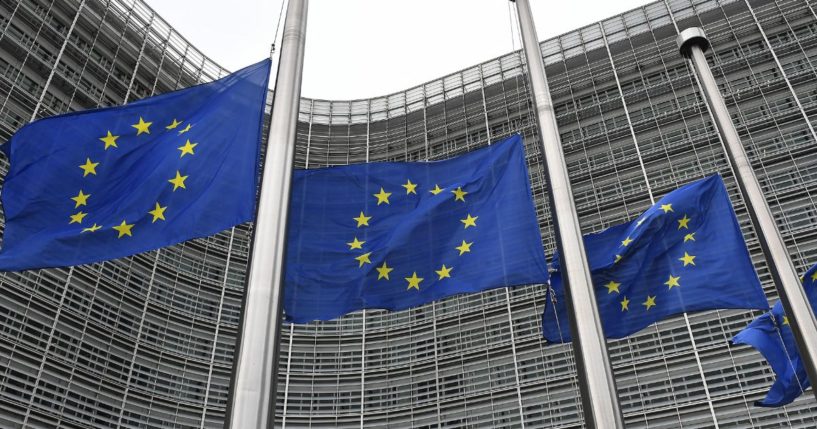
678,27,817,402
227,0,308,427
511,1,624,427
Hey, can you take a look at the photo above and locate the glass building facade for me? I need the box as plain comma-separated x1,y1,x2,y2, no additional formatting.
2,0,817,427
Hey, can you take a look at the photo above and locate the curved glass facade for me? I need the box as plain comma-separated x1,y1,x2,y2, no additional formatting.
0,1,241,427
2,0,817,427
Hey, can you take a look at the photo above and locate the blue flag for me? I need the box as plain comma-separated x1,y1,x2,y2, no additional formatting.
0,59,271,271
542,175,768,341
284,134,549,323
732,264,817,407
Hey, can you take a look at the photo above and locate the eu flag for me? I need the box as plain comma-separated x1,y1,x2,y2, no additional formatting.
542,175,768,341
0,59,271,271
284,134,549,323
732,263,817,407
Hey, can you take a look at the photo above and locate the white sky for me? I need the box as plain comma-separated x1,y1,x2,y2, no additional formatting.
146,0,651,100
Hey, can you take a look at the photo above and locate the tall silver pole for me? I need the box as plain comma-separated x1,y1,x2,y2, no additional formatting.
511,1,624,427
678,27,817,402
227,0,308,427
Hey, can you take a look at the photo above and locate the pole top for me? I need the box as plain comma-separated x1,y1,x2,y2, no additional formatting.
677,27,710,57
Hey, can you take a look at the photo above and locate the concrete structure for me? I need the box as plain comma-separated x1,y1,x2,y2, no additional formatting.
1,0,817,427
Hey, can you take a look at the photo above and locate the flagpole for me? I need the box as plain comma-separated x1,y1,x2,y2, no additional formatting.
511,1,624,427
678,27,817,402
226,0,308,427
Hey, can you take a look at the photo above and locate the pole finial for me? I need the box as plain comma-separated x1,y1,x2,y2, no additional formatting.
677,27,710,57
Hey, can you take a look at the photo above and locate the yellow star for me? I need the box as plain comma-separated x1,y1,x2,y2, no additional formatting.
636,218,647,227
148,202,167,223
615,254,622,264
430,184,444,195
621,236,633,247
177,139,198,157
684,232,696,242
451,187,468,202
79,158,99,177
455,240,473,256
354,211,371,227
678,214,691,230
605,281,620,294
405,272,424,290
355,252,372,268
165,119,183,129
783,316,790,326
664,274,681,289
643,295,656,310
620,296,630,311
376,262,393,280
373,187,391,205
679,252,696,267
112,220,134,238
178,123,192,135
81,223,102,233
99,131,119,149
461,214,478,229
402,179,417,195
811,271,817,282
347,237,365,250
435,264,453,280
131,117,152,135
168,170,188,191
660,203,673,213
71,190,90,208
69,211,87,224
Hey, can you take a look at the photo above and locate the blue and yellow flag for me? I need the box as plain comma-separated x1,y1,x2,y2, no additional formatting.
283,134,549,323
0,59,271,271
542,174,768,341
733,263,817,407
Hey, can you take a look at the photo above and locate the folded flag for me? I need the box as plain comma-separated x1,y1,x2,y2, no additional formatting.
732,263,817,407
284,134,549,323
0,59,271,271
542,174,768,341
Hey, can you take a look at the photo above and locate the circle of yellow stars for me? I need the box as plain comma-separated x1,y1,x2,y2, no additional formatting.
70,116,196,238
346,181,474,291
607,202,698,315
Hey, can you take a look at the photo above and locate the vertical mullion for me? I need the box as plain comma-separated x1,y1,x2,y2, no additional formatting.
123,10,154,103
115,250,162,426
281,323,295,428
31,0,87,120
744,0,817,143
20,267,74,427
200,227,236,429
0,0,57,116
360,100,370,429
95,0,135,107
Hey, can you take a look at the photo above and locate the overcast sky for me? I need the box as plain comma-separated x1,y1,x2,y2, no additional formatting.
146,0,651,100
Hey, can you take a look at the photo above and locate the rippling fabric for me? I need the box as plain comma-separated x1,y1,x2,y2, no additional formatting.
0,59,271,271
543,174,768,341
733,263,817,407
284,134,549,323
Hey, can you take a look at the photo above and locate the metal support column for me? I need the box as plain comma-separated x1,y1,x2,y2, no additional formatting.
30,0,87,120
123,11,155,104
678,27,817,403
227,0,308,427
510,1,624,427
